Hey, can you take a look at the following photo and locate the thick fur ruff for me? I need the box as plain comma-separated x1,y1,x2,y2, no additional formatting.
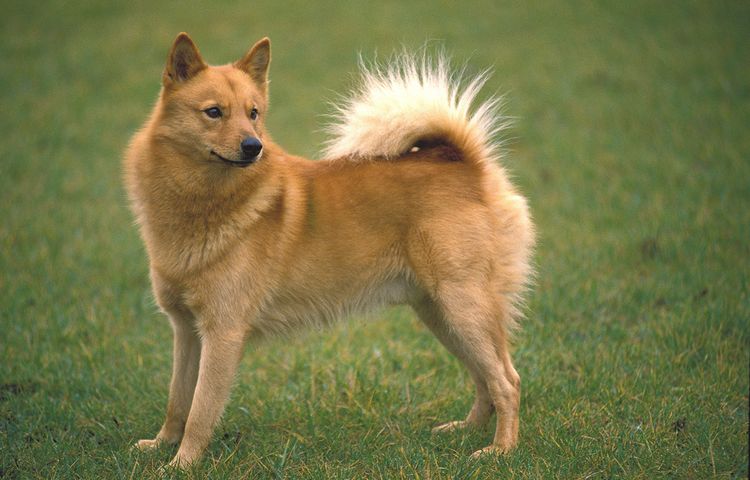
125,34,534,468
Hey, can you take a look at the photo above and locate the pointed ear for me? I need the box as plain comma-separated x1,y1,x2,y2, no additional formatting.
235,37,271,88
163,33,208,87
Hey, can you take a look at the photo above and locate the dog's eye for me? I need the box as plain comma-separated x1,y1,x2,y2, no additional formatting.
249,107,259,121
203,107,223,119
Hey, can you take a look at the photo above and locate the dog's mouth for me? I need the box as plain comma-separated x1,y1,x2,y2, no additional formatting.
210,150,258,168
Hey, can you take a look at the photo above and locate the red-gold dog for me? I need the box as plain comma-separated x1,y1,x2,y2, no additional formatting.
125,33,534,467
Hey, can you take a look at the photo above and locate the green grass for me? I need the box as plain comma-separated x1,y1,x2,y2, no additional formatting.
1,0,748,478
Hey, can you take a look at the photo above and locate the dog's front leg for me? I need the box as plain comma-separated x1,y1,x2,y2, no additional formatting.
168,328,246,468
135,310,200,450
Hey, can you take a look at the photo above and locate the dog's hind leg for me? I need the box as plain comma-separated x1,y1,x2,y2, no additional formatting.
412,299,495,431
135,307,201,450
419,284,521,456
471,308,521,457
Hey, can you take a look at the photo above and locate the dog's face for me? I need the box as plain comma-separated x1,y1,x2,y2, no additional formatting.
157,34,271,168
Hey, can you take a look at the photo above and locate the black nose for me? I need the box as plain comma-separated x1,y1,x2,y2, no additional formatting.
240,137,263,161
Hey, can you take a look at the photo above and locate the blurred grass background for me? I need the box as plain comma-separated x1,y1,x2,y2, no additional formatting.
1,0,748,478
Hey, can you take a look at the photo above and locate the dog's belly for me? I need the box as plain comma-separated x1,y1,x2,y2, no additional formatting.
254,274,417,335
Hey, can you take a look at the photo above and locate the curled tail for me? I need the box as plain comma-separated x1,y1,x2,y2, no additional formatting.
322,51,508,165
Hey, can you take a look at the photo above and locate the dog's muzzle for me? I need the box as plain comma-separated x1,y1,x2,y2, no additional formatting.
240,137,263,163
212,137,263,167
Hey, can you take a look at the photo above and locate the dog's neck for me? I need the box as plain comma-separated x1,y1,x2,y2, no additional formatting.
132,138,288,276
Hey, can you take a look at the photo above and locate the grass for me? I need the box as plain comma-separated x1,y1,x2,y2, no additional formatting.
1,0,748,478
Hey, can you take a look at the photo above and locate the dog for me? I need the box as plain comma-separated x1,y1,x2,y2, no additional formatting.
125,33,534,468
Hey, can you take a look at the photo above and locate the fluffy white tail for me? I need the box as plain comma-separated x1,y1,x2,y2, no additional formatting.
322,51,508,165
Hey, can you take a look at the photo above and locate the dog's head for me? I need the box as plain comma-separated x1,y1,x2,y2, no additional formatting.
156,33,271,168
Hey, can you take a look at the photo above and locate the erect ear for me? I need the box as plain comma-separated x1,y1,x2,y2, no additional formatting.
162,32,208,87
235,37,271,88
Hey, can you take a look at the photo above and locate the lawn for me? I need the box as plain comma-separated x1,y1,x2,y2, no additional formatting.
1,0,748,478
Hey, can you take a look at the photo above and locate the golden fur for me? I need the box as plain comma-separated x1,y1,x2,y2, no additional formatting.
125,33,534,467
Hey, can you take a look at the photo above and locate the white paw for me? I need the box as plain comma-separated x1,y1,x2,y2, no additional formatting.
431,420,469,434
470,445,512,459
134,438,161,450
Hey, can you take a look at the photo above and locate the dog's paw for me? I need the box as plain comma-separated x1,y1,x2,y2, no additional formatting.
167,452,196,470
470,445,501,459
431,420,470,434
470,445,512,459
134,438,161,450
156,461,183,477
